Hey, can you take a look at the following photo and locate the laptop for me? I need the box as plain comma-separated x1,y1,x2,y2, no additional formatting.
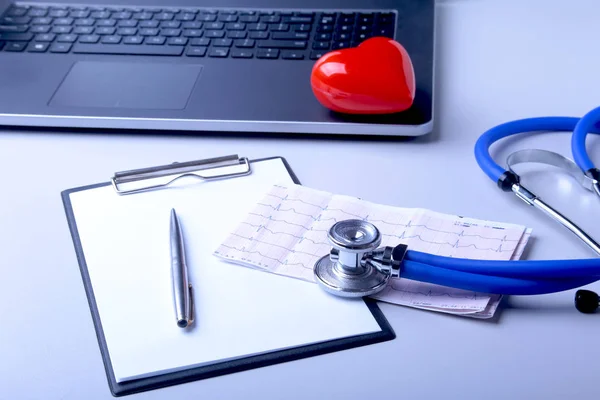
0,0,435,136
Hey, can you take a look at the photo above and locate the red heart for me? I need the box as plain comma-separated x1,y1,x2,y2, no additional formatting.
310,37,415,115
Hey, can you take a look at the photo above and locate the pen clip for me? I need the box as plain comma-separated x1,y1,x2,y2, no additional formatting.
187,283,194,326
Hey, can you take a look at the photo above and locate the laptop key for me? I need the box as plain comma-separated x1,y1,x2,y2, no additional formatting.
167,37,188,46
70,10,90,19
354,32,372,42
0,16,31,25
123,36,143,44
49,9,69,18
293,24,311,32
205,22,224,30
332,41,350,49
271,32,308,40
74,26,94,34
317,24,334,33
231,49,253,58
79,34,100,43
0,33,33,41
132,12,153,20
339,13,355,24
54,18,74,25
91,11,111,19
319,15,335,25
139,28,159,36
208,48,228,57
146,36,166,45
281,50,304,60
248,23,267,31
117,28,137,36
186,46,206,57
373,26,394,38
112,11,132,20
196,14,217,22
257,40,306,49
205,30,225,38
139,20,159,28
234,38,255,48
213,38,232,47
30,25,52,33
101,35,122,44
175,13,196,21
155,12,174,21
260,15,280,24
73,43,184,56
256,48,279,59
239,15,258,23
309,50,325,60
161,29,181,37
28,8,49,18
27,42,49,52
7,7,28,17
335,32,351,41
183,29,202,37
52,26,72,34
118,20,138,28
0,25,29,33
161,21,181,29
182,21,202,29
228,31,246,39
35,33,56,42
97,19,117,27
190,38,209,46
376,12,395,25
32,17,52,25
96,27,116,35
283,16,312,23
226,22,245,31
4,41,27,51
270,23,289,32
249,31,268,40
218,14,237,23
312,41,329,50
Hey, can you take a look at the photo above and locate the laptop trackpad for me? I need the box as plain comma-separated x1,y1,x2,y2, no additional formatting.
49,61,202,110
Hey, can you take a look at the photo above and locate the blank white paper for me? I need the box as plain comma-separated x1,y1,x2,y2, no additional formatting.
68,158,382,383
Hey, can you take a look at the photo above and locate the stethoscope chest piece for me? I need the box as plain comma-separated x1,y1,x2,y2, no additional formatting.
314,219,391,297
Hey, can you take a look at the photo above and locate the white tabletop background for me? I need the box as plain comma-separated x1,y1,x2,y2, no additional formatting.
1,0,600,399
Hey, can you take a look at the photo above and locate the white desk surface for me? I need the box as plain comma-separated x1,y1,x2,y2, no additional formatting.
2,0,600,399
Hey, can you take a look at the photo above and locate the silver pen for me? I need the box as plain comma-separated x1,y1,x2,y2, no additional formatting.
170,208,194,328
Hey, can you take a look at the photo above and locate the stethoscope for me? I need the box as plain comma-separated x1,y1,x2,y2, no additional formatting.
313,106,600,314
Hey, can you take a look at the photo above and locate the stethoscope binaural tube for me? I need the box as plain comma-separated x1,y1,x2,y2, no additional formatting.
572,106,600,197
401,250,600,295
473,114,600,255
401,258,599,296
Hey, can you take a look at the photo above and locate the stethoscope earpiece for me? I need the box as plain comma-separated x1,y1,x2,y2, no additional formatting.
574,289,600,314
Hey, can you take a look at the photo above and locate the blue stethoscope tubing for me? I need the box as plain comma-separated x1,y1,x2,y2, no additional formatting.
394,107,600,296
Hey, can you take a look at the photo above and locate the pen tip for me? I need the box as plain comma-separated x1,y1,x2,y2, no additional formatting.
177,319,188,328
171,208,176,217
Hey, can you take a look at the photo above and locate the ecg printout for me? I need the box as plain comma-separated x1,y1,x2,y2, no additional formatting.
214,184,532,318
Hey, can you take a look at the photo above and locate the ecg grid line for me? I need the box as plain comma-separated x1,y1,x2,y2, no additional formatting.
214,184,530,317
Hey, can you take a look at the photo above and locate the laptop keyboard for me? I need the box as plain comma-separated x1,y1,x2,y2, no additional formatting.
0,3,396,59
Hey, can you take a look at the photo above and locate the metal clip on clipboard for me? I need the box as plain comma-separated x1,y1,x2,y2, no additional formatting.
111,154,251,195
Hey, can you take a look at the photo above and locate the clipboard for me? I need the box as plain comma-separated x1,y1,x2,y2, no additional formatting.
61,155,395,397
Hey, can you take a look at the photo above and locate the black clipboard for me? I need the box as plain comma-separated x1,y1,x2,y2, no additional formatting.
61,156,395,397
